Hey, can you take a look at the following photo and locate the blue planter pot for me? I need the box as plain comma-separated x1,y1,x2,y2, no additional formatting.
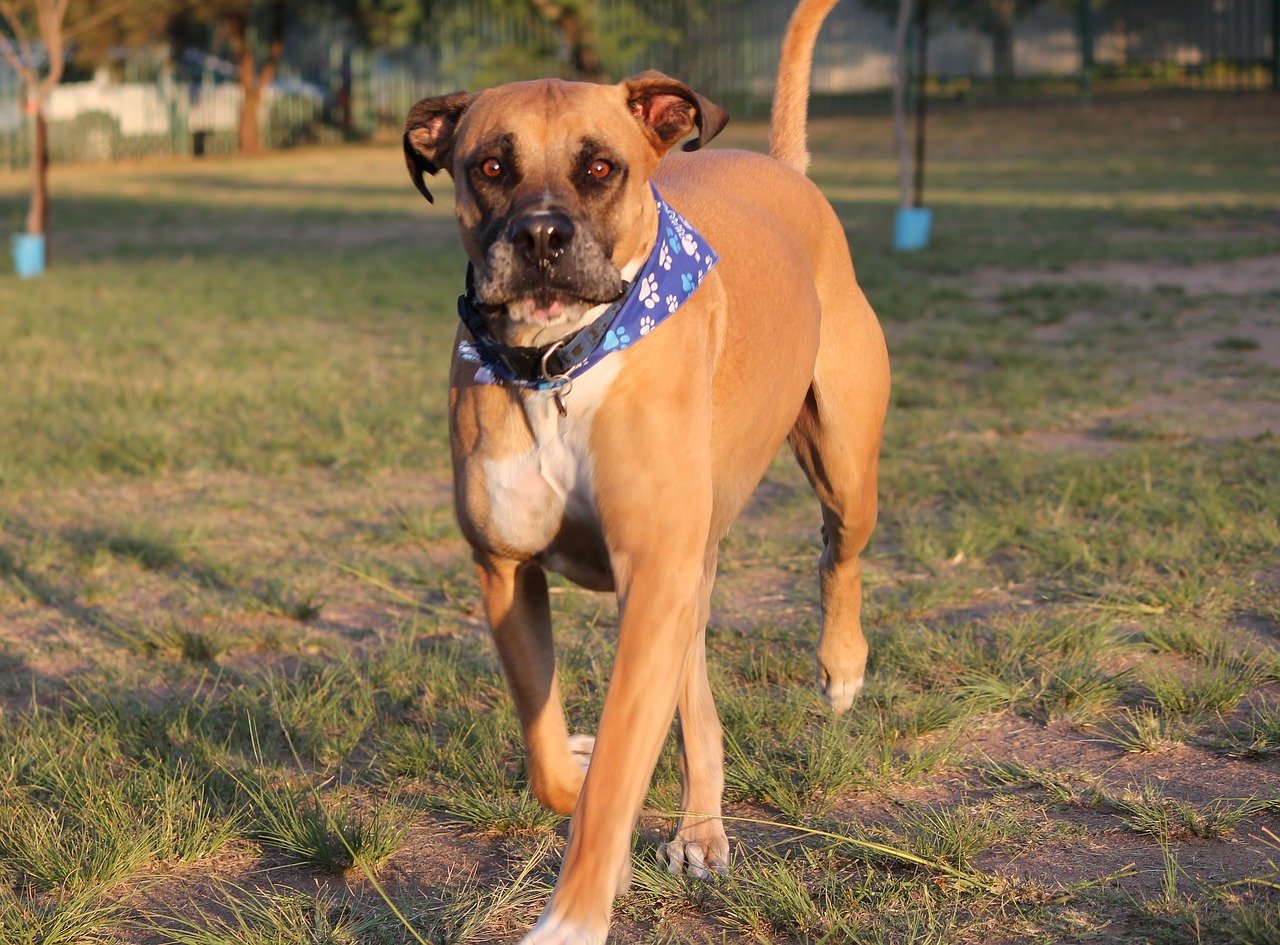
893,207,932,252
11,233,46,278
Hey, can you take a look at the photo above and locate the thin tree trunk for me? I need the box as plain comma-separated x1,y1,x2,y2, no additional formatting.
25,100,48,235
892,0,915,210
990,0,1016,86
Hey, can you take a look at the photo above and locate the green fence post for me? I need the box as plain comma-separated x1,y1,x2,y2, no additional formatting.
1078,0,1094,102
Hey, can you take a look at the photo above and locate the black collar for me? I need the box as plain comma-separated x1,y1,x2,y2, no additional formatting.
456,264,631,386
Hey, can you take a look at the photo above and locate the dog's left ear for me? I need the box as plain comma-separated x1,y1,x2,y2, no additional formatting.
403,91,474,203
624,71,729,155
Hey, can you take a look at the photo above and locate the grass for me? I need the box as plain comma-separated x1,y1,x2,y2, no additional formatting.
0,93,1278,941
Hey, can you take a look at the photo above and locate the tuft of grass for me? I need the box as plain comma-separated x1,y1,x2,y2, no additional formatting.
253,577,325,622
146,882,367,945
1141,620,1221,660
1104,783,1253,840
262,661,377,764
982,760,1095,805
426,788,562,835
708,850,843,942
0,716,235,893
105,617,232,663
1143,667,1252,722
722,690,870,818
0,888,126,945
1205,702,1280,759
1099,707,1189,753
896,803,1022,870
1227,897,1280,945
240,778,404,874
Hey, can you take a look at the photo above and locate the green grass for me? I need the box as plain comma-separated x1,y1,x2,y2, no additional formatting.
1,93,1278,942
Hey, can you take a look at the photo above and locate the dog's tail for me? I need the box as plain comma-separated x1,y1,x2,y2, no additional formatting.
768,0,841,174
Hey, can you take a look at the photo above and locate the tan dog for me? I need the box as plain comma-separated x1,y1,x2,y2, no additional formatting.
403,1,888,940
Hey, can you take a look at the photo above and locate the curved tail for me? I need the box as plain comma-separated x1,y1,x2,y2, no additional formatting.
768,0,841,173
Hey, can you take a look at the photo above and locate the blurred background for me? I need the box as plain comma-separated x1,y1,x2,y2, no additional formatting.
1,0,1275,166
1,3,1278,943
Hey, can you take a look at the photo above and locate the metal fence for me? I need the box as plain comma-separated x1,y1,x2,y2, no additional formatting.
2,0,1276,170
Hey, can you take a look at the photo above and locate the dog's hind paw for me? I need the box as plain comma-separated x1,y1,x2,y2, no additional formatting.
819,670,864,716
567,733,595,773
659,831,730,881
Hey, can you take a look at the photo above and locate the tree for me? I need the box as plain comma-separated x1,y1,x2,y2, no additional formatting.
523,0,605,81
170,0,291,155
0,0,129,244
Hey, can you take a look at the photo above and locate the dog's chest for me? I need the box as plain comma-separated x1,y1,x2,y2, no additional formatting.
472,361,618,566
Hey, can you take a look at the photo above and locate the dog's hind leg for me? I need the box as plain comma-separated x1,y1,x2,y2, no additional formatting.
660,553,729,879
787,287,889,715
475,555,585,814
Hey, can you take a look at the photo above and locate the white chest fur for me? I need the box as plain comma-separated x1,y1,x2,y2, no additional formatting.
477,357,619,561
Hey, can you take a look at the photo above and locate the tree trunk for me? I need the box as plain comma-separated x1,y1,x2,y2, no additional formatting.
990,0,1016,86
228,5,285,156
25,100,49,236
239,79,263,154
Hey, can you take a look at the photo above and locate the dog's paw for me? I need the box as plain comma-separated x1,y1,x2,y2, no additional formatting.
819,668,864,716
518,914,605,945
658,828,730,881
567,733,595,774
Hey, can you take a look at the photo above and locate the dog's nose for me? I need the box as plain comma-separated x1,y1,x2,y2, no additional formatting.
511,212,575,265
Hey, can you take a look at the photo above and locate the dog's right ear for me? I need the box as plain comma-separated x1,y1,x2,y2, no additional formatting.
403,91,474,204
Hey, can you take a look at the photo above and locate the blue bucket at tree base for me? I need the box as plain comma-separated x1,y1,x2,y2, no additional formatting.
893,207,933,252
11,233,46,278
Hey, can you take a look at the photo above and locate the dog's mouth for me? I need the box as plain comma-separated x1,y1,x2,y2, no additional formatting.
502,287,597,326
475,274,624,328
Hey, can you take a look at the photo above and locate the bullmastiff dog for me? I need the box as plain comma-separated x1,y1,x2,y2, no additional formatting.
402,0,889,939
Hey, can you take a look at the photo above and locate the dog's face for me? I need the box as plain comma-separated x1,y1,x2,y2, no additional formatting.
404,73,727,329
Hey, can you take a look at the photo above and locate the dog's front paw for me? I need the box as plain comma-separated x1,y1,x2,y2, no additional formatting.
658,826,729,881
518,913,605,945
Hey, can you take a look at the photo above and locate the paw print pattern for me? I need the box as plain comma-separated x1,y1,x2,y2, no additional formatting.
658,240,672,271
639,273,660,309
681,272,695,292
603,325,632,350
681,232,701,261
639,314,656,336
666,294,679,314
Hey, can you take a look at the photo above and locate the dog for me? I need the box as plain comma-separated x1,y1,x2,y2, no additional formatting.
402,1,888,940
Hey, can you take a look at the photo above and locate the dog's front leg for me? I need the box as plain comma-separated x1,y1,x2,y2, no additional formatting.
524,550,710,944
475,555,584,815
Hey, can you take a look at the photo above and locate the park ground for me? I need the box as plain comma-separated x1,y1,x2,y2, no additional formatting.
0,93,1278,944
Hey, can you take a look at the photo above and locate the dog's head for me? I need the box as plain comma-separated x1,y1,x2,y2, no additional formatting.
404,73,727,330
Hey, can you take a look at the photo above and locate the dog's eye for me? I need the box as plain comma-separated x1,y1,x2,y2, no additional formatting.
480,158,504,179
587,159,613,180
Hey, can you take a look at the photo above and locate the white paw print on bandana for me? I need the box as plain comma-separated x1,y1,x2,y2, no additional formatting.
474,365,496,384
639,314,656,336
665,294,678,314
658,241,672,271
681,232,701,261
639,273,659,309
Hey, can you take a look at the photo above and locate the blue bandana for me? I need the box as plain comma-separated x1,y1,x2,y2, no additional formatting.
458,186,718,390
